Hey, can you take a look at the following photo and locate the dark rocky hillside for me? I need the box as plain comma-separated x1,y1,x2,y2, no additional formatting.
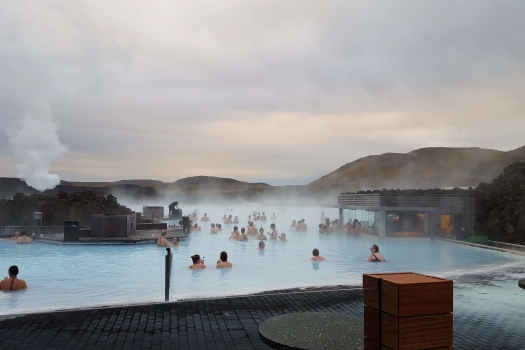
0,191,132,226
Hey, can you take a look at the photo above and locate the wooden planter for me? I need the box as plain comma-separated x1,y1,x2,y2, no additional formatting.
363,272,453,350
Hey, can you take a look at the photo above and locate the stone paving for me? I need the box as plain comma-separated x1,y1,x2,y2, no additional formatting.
0,283,524,349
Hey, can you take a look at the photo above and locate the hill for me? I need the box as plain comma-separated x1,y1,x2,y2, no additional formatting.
308,146,525,192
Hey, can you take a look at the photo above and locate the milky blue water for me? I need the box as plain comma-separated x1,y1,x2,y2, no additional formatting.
1,204,524,316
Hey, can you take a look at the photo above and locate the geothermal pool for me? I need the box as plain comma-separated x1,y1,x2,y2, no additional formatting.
1,204,524,316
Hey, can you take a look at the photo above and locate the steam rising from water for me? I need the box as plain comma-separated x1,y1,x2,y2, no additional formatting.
8,98,68,191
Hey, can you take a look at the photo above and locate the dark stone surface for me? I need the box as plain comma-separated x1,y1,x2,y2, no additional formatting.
0,283,524,350
259,312,363,350
519,279,525,290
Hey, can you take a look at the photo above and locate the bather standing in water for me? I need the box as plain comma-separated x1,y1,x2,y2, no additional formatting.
10,232,20,241
172,237,180,246
188,254,206,269
201,213,210,222
216,251,232,268
368,245,385,262
230,226,240,240
267,223,278,239
238,228,249,241
257,228,267,240
0,265,27,291
258,241,265,250
210,223,219,234
290,220,297,231
311,248,324,261
296,219,307,232
233,216,239,224
247,222,258,236
157,231,170,247
279,233,287,242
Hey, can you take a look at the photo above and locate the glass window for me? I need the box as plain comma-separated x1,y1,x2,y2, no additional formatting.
386,211,426,237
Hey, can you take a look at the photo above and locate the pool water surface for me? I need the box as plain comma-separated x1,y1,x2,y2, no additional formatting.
1,204,524,316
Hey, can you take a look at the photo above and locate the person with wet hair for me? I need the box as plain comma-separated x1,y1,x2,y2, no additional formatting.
247,221,258,236
368,244,385,262
233,216,239,224
290,220,297,231
193,223,201,231
224,215,233,224
258,241,265,250
201,213,210,222
217,224,223,231
279,233,287,242
17,231,33,244
216,251,232,268
296,219,307,232
0,265,27,291
172,237,180,246
311,248,324,261
318,223,326,234
256,227,267,240
238,228,249,241
210,223,219,234
230,226,240,240
188,254,206,269
157,230,170,247
10,232,20,241
267,223,278,239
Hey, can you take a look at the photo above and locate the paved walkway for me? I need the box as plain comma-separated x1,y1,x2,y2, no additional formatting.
0,283,524,349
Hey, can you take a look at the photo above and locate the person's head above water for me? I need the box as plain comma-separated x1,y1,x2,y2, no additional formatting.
270,223,275,229
173,237,179,243
312,248,320,257
161,230,167,237
371,244,379,253
211,223,215,228
259,241,265,248
9,265,19,277
259,227,264,233
220,251,228,262
241,227,246,233
191,254,202,264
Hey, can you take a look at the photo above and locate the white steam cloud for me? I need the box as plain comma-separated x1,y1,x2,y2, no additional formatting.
8,99,68,191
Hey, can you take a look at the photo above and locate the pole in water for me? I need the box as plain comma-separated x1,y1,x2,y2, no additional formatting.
165,247,171,302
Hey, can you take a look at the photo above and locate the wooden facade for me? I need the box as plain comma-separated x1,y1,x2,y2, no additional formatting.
142,206,165,220
90,214,136,238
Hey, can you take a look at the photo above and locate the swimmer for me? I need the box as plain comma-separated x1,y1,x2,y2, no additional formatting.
318,224,326,234
261,212,267,221
224,215,233,224
267,223,278,239
296,219,307,232
290,220,297,231
332,219,340,232
216,251,232,268
157,231,170,247
0,265,27,291
217,224,223,230
278,233,287,242
9,232,20,241
233,216,239,224
238,228,249,241
201,213,210,222
230,226,240,240
247,222,258,236
210,223,219,234
188,254,206,269
256,227,267,240
222,215,227,222
258,241,265,250
311,248,324,261
172,237,180,246
17,232,33,244
193,223,201,231
368,245,385,262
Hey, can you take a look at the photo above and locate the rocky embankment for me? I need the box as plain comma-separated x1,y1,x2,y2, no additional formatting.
0,191,133,226
477,159,525,244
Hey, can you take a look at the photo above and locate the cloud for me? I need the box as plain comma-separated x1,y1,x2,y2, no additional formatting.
1,1,525,185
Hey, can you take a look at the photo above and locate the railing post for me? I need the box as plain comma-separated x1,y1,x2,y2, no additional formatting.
165,247,172,302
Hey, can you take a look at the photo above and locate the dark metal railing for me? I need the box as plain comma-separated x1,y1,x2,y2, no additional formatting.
165,247,172,302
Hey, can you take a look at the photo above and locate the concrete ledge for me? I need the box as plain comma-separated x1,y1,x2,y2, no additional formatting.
432,237,525,257
490,241,525,253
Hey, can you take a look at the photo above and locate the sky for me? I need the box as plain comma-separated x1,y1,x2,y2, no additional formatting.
1,1,525,188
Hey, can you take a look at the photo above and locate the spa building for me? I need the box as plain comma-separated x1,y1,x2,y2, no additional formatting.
338,190,477,238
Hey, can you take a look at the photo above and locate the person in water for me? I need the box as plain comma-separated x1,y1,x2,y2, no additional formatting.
238,228,249,241
368,244,385,262
256,227,267,240
318,224,326,234
230,226,240,240
193,223,201,231
258,241,265,250
201,213,210,222
0,265,27,291
188,254,206,269
224,215,233,224
10,232,20,241
267,223,278,239
247,222,258,236
210,223,219,234
311,248,324,261
279,233,287,242
271,213,276,219
172,237,180,246
233,216,239,224
216,251,232,268
157,231,170,247
296,219,307,232
17,232,33,244
217,224,223,231
290,220,297,230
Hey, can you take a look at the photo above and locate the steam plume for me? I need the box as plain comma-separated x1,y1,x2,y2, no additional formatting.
8,98,68,191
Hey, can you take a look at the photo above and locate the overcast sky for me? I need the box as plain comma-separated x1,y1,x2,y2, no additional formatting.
1,1,525,187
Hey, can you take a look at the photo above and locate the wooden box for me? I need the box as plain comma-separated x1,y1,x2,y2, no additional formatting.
380,274,453,317
364,306,381,343
381,312,453,350
363,272,414,310
364,336,382,350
